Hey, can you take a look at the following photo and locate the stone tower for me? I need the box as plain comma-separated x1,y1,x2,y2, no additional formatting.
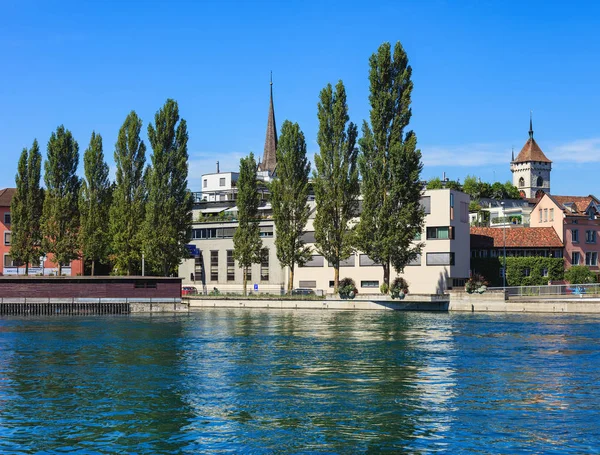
259,74,277,174
510,114,552,198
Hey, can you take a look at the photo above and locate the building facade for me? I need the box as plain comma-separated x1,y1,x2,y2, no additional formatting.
530,193,600,270
0,188,84,276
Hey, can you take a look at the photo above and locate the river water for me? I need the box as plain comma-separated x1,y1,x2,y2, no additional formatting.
0,310,599,454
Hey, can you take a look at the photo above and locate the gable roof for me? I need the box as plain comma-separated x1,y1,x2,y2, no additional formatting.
0,188,16,207
470,226,563,249
542,194,600,217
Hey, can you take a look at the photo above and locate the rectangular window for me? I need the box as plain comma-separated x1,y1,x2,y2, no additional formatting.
4,231,11,246
219,177,226,187
361,280,379,288
226,250,235,281
299,280,316,288
210,250,219,281
301,255,324,267
3,213,10,225
414,231,421,241
586,230,597,244
572,251,580,266
450,193,454,221
539,208,542,223
499,267,505,278
572,229,579,243
259,226,274,237
4,254,13,267
261,249,269,281
426,252,455,266
426,226,454,240
543,208,548,222
586,252,598,266
407,254,421,266
550,208,554,222
328,256,355,267
359,254,380,266
542,268,549,277
300,231,316,244
203,179,207,188
523,267,531,277
420,196,431,215
329,280,335,288
460,201,469,223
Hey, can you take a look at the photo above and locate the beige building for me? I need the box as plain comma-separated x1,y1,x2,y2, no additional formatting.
294,189,471,294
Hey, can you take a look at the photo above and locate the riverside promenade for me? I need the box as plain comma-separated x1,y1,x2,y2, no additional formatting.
186,289,600,314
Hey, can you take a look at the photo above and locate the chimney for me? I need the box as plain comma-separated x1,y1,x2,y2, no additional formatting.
216,161,220,173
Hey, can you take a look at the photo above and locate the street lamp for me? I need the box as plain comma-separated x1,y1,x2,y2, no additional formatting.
501,202,507,291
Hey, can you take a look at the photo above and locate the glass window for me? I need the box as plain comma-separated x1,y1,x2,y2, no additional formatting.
460,201,469,223
4,231,11,246
420,196,431,215
359,254,380,266
572,229,579,243
210,251,219,281
361,280,379,288
539,209,542,223
260,249,269,281
519,177,525,187
203,179,207,188
219,178,226,187
586,230,597,243
550,208,554,221
426,252,455,266
523,267,531,277
542,268,548,277
543,208,548,222
426,226,453,240
586,252,598,266
407,254,421,266
301,255,324,267
226,250,235,281
450,193,454,221
3,213,10,225
259,226,274,237
572,251,580,265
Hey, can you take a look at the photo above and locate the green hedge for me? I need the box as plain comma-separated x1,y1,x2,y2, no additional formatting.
471,257,564,287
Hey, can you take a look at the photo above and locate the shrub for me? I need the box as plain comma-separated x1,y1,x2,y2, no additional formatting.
208,287,221,296
380,283,389,295
565,266,596,284
465,273,488,294
338,277,357,299
390,277,409,299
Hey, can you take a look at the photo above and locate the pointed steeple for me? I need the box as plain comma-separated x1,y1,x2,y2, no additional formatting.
511,146,514,162
261,72,277,174
529,110,534,139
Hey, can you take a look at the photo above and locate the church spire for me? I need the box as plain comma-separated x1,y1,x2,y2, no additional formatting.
511,146,514,162
261,72,277,174
529,110,534,139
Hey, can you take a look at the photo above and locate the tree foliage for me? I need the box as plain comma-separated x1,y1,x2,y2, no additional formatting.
233,152,263,295
110,111,148,275
41,126,81,274
471,257,564,287
145,99,193,276
270,120,311,291
313,81,359,291
355,41,425,287
10,140,43,272
565,265,596,284
462,174,520,200
79,132,111,275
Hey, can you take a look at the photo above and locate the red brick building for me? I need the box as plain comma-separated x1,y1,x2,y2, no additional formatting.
0,188,84,276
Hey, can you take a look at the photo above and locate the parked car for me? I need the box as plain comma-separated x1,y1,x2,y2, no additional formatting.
182,286,198,296
291,288,315,296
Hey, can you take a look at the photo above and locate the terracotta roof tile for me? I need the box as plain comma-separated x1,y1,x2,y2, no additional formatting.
513,137,551,163
549,195,598,215
0,188,16,207
470,226,563,249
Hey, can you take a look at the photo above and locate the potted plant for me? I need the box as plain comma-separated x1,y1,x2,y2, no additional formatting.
465,273,488,294
338,277,358,299
390,277,409,299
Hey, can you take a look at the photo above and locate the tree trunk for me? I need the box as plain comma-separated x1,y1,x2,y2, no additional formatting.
243,266,247,296
383,261,390,287
91,260,95,277
334,267,340,293
25,263,29,275
58,263,62,276
288,266,294,292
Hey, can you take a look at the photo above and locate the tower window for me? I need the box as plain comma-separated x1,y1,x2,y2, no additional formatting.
519,177,525,187
537,176,543,187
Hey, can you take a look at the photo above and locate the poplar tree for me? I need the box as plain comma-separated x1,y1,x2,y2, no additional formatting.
233,152,262,296
145,99,193,276
313,81,359,291
356,41,425,288
41,126,81,275
10,140,43,273
79,132,111,276
270,120,311,292
110,111,148,275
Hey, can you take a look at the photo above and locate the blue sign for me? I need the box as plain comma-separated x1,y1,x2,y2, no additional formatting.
254,284,258,291
185,244,200,257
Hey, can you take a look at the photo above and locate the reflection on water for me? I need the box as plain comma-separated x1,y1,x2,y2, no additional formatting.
1,311,599,453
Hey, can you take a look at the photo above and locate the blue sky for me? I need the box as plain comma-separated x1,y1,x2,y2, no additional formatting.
1,0,599,196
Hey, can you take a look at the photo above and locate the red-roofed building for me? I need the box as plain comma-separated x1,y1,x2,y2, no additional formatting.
531,193,600,270
0,188,84,276
470,226,563,260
